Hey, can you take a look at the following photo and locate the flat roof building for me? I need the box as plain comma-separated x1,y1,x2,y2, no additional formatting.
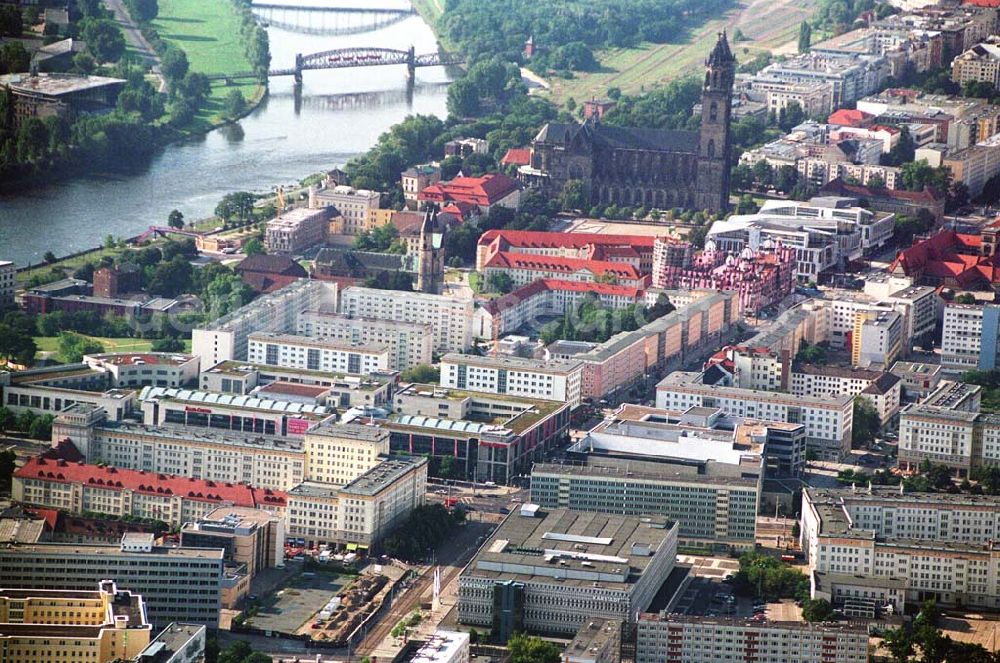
440,353,584,408
458,509,678,639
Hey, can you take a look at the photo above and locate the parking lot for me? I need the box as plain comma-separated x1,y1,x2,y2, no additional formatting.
245,570,351,636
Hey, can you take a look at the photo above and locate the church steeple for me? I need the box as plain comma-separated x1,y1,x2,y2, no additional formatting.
694,31,736,213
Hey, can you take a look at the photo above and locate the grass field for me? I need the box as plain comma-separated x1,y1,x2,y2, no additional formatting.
35,336,193,361
17,247,129,286
544,0,819,105
151,0,265,130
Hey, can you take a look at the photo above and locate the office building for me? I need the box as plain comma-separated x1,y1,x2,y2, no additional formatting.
440,353,584,408
476,230,657,274
636,614,869,663
286,455,427,548
53,403,308,491
458,509,678,638
135,623,206,663
199,360,396,408
409,631,470,663
12,455,286,529
192,279,339,367
656,371,853,459
247,332,390,375
302,421,390,485
297,309,434,371
0,534,224,626
339,286,474,353
801,485,1000,609
890,361,942,400
265,207,330,254
0,581,152,663
563,619,621,663
81,353,200,389
0,364,137,420
791,364,901,425
180,507,284,579
941,302,1000,371
312,185,382,235
531,406,765,552
381,383,571,484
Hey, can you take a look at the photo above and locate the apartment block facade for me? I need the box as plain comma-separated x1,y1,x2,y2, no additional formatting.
339,286,474,353
297,309,433,371
440,353,584,408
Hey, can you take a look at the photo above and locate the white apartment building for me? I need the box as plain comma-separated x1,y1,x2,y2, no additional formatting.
852,309,903,368
339,286,474,353
302,421,389,485
286,455,426,548
247,332,389,375
636,614,869,663
440,353,584,408
296,309,433,371
942,303,984,371
0,260,15,308
790,365,901,425
265,207,329,255
656,372,854,459
801,486,1000,609
192,280,339,367
312,185,382,235
53,404,307,490
411,631,470,663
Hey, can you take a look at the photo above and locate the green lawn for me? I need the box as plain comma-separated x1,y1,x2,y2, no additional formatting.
151,0,265,130
35,336,192,361
17,247,129,286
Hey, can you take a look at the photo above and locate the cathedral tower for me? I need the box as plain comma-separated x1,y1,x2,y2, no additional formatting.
695,32,736,213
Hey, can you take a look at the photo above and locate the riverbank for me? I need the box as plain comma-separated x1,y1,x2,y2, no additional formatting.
151,0,267,132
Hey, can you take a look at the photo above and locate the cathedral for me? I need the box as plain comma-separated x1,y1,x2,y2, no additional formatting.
526,32,736,214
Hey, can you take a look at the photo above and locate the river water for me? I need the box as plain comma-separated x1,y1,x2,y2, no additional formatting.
0,1,451,266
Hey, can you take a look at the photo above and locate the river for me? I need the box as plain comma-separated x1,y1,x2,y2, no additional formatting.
0,1,451,267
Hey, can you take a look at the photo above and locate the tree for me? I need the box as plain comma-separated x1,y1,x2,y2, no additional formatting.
243,238,264,256
147,255,193,297
446,78,481,117
215,192,256,224
125,0,158,22
0,41,30,75
161,47,189,83
867,174,885,190
900,160,950,193
852,398,879,447
955,293,977,305
400,364,440,384
778,102,805,132
485,272,514,294
883,126,915,167
73,51,96,74
150,337,184,352
559,179,587,211
508,633,561,663
882,627,913,663
80,18,126,63
798,21,812,53
801,598,833,622
28,414,54,440
224,89,247,119
167,209,185,230
58,332,105,363
43,251,57,264
0,5,23,37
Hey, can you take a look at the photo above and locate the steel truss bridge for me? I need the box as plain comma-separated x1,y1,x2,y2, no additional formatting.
250,2,416,36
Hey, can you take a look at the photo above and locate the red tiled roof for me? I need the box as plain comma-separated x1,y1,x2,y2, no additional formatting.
827,109,873,127
256,381,329,398
483,278,643,315
440,201,478,221
485,251,644,280
822,179,944,203
891,228,1000,287
964,0,1000,7
478,229,657,249
418,173,520,207
16,456,287,507
501,148,532,167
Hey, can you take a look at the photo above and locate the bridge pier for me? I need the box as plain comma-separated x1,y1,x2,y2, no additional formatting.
405,45,415,83
294,53,304,85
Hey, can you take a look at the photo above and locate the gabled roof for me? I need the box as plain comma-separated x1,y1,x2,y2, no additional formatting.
827,109,874,127
419,173,520,207
478,229,656,250
484,252,644,281
236,254,309,277
501,147,532,167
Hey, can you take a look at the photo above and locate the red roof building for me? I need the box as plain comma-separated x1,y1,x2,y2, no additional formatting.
418,173,521,213
827,109,875,127
890,226,1000,288
483,251,649,289
235,254,309,294
501,148,532,168
476,229,657,272
13,455,287,528
820,179,946,222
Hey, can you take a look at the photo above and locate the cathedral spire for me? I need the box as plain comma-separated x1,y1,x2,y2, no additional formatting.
707,31,735,67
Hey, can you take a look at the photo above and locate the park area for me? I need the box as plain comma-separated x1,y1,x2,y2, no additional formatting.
151,0,264,129
544,0,819,104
